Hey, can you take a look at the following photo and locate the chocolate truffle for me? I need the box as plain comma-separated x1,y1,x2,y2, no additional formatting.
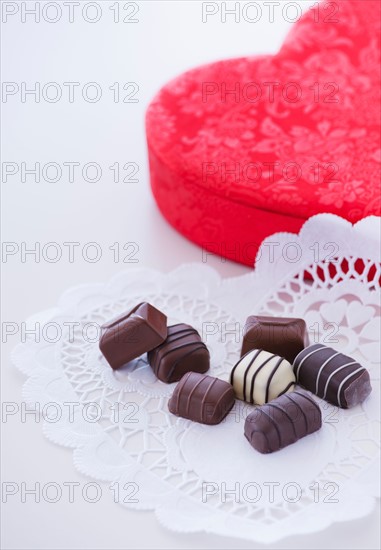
293,343,372,408
168,372,235,425
241,316,309,363
99,302,167,370
244,390,322,453
147,323,209,383
230,349,295,405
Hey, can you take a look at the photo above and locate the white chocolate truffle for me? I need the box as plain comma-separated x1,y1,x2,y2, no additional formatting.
230,349,295,405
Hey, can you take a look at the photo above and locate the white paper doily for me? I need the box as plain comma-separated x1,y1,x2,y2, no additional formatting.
12,214,381,544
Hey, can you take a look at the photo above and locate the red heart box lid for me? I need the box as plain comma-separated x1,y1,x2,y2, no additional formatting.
146,0,380,265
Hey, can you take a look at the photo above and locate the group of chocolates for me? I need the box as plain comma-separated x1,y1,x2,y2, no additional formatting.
99,303,372,454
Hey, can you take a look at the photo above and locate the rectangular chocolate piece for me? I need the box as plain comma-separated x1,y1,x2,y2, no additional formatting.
244,390,322,453
99,302,167,370
168,372,235,425
241,315,309,363
293,343,372,408
147,323,209,383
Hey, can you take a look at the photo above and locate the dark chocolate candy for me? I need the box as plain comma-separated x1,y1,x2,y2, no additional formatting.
147,323,209,383
168,372,235,425
241,316,309,363
99,302,167,370
244,390,321,453
293,343,372,408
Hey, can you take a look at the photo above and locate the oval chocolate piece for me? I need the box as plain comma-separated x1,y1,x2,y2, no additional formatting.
293,344,372,408
230,349,295,405
244,390,322,454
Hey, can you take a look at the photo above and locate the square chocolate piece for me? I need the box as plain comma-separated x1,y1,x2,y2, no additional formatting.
168,372,235,425
99,302,167,370
147,323,210,383
241,315,309,363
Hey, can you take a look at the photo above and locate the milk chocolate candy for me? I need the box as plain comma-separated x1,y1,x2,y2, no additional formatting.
230,349,295,405
241,316,309,363
293,343,372,408
147,323,209,383
244,390,322,454
168,372,235,425
99,302,167,370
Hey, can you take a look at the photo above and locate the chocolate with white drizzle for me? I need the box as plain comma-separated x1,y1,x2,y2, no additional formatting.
244,390,322,454
293,343,372,408
168,372,235,424
230,349,296,405
147,323,209,383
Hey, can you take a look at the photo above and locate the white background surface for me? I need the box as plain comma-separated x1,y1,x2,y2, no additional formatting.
1,1,380,548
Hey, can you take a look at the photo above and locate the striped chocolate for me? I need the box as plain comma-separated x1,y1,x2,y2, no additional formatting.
230,349,295,405
244,390,322,453
147,323,210,383
168,372,235,424
293,343,372,408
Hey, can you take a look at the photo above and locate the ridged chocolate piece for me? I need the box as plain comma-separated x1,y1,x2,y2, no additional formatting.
293,343,372,408
244,390,322,454
147,323,209,383
99,302,167,370
168,372,235,425
241,315,309,363
230,349,295,405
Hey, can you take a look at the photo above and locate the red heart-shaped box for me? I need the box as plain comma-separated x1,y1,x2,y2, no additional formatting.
146,0,381,266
